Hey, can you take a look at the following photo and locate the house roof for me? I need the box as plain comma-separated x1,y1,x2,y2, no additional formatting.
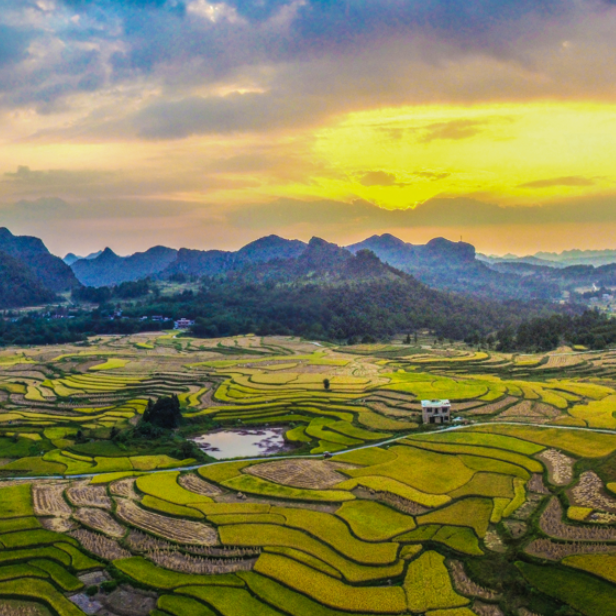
421,399,451,407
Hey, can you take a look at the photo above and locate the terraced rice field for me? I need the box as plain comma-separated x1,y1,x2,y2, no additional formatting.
1,335,616,614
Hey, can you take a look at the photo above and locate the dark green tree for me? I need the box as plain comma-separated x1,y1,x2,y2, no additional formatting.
142,395,182,429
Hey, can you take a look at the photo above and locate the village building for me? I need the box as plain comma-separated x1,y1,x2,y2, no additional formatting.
174,317,195,329
421,399,451,424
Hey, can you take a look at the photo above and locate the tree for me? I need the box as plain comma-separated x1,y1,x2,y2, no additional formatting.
142,395,182,429
323,378,330,390
405,333,411,344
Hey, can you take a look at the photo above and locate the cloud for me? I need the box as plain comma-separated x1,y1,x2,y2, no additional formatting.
3,165,116,187
226,192,616,233
419,119,488,143
359,171,399,187
131,90,329,138
0,25,34,69
518,176,597,188
413,171,451,180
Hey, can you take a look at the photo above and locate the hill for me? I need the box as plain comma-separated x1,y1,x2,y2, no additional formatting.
0,227,79,292
347,234,556,300
63,250,102,265
71,245,178,287
0,251,57,308
70,235,307,286
177,238,535,342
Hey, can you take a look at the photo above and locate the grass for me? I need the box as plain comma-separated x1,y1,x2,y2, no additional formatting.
218,524,403,582
222,474,355,502
253,553,407,614
394,525,482,556
0,578,84,616
335,476,451,508
29,559,83,592
517,561,616,616
207,513,287,525
404,439,543,474
114,557,244,590
177,585,284,616
264,546,342,578
158,595,217,616
335,501,416,541
417,497,493,538
342,445,475,495
0,485,34,518
569,395,616,429
286,426,312,442
563,554,616,584
136,472,213,505
0,547,71,568
503,478,526,517
54,543,100,570
408,431,545,455
305,419,363,446
459,454,530,481
466,425,616,458
141,495,205,518
404,551,470,613
239,570,371,616
90,358,129,371
273,507,399,564
432,526,483,555
326,421,390,441
198,461,253,483
0,530,77,550
448,472,514,499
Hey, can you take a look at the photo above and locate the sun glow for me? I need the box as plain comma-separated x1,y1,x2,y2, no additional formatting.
267,102,616,209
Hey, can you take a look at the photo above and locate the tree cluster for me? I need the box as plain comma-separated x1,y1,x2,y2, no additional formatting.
496,309,616,352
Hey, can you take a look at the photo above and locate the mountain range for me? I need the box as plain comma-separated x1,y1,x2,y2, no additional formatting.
4,225,616,310
479,248,616,268
64,233,555,300
0,228,80,308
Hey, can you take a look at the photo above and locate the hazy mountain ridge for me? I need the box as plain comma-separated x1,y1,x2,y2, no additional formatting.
71,245,179,287
67,232,555,299
0,227,79,293
63,250,103,265
480,248,616,268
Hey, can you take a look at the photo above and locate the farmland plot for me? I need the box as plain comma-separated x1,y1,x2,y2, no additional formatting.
1,335,616,616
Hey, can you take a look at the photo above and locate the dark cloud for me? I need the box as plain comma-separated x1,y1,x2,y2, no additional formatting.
518,176,597,188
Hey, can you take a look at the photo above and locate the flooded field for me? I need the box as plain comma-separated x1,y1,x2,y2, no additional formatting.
191,428,290,459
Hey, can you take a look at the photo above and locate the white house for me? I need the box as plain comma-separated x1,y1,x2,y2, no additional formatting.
174,318,194,329
421,399,451,424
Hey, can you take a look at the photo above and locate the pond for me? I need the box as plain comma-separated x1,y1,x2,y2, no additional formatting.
190,428,291,460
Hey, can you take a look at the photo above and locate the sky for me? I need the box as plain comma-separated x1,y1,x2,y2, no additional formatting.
2,1,616,256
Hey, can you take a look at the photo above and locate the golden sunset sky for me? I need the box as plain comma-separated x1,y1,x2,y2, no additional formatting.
2,0,616,256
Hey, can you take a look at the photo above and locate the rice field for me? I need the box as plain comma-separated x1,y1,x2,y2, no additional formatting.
1,334,616,614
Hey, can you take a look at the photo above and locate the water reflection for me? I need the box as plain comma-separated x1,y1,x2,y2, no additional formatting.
191,428,289,460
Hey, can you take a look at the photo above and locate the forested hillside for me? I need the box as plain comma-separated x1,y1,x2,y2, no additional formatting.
0,227,79,292
0,251,57,308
